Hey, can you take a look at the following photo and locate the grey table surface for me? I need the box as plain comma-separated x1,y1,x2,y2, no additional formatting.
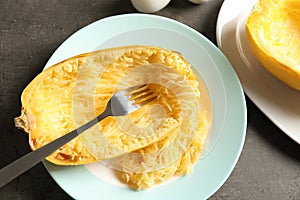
0,0,299,199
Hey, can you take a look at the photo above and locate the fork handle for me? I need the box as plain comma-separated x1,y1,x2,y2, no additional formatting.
0,112,109,188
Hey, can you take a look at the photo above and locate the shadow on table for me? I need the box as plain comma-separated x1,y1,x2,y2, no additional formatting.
246,96,300,161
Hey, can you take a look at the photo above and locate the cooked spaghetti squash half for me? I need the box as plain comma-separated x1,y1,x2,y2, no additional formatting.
15,45,211,189
246,0,300,90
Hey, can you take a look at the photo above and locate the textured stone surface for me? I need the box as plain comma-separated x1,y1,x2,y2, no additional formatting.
0,0,299,199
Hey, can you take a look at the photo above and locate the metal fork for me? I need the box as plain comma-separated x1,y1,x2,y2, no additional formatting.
0,84,156,188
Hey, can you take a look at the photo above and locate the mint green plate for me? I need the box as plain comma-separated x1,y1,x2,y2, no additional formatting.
44,14,246,200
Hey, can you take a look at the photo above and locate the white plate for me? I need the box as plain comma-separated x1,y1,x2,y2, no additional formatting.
43,14,246,199
216,0,300,144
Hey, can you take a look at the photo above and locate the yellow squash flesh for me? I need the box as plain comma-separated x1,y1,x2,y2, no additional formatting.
246,0,300,90
15,46,140,165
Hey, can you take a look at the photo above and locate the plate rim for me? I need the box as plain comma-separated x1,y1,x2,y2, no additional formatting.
43,13,247,200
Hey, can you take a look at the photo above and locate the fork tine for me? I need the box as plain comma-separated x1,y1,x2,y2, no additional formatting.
123,84,152,100
129,88,152,98
130,88,153,100
112,84,157,115
125,84,147,94
130,91,155,102
135,95,157,106
126,84,156,103
131,90,157,104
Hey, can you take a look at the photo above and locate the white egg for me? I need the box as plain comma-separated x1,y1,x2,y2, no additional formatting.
131,0,171,13
188,0,210,4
